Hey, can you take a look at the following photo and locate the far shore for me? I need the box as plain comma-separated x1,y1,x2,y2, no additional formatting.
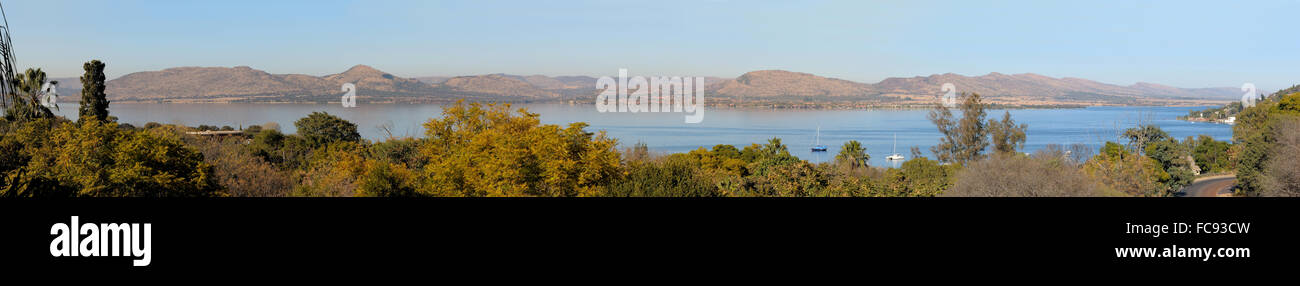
105,98,1232,111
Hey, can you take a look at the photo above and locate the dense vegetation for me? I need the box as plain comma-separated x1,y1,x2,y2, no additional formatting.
2,61,220,197
1233,86,1300,196
0,61,1256,197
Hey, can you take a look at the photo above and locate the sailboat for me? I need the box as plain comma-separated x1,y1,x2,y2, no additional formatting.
811,126,828,152
886,133,905,161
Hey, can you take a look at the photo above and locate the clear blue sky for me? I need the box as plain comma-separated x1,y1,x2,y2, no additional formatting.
5,0,1298,91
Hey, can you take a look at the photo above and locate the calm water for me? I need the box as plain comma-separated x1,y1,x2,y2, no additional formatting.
48,103,1232,167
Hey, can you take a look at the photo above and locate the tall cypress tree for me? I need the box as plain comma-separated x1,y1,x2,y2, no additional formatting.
78,60,109,123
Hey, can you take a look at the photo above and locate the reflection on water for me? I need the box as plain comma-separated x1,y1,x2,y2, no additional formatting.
50,103,1232,167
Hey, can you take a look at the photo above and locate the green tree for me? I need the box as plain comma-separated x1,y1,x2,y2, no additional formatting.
762,138,790,157
748,160,831,197
746,137,800,177
929,92,989,165
294,111,361,147
988,111,1027,154
78,60,110,123
357,158,420,197
1122,124,1169,155
605,155,722,197
1190,135,1232,173
1144,138,1195,193
5,68,56,121
835,140,868,168
878,157,955,197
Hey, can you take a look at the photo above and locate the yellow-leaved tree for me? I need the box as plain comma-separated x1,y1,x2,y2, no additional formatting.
419,101,621,197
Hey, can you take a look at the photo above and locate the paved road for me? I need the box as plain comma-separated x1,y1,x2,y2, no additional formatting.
1181,175,1236,197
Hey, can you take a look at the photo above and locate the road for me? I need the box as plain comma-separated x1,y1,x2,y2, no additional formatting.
1180,175,1236,197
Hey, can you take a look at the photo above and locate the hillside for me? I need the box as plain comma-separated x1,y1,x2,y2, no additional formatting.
706,71,1236,106
79,65,1238,106
709,70,878,99
104,65,436,102
439,74,558,98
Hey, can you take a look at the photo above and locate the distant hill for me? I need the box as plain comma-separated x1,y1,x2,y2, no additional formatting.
872,72,1239,100
439,74,558,98
322,65,432,95
76,64,1236,106
707,70,1237,106
709,70,877,98
102,65,440,102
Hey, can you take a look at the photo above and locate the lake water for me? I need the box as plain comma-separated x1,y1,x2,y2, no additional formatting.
47,103,1232,167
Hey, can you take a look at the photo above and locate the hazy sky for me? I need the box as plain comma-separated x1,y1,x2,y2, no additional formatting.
5,0,1298,91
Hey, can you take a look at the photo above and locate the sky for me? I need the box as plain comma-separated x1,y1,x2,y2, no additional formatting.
4,0,1298,91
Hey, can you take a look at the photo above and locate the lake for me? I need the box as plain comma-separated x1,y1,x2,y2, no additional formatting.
47,103,1232,167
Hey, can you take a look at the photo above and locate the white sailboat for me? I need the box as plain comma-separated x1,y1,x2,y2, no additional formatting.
886,133,905,161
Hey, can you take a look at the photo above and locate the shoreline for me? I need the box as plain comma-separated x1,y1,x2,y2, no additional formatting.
104,99,1229,111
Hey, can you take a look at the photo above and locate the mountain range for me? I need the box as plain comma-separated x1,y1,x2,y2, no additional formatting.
50,65,1237,106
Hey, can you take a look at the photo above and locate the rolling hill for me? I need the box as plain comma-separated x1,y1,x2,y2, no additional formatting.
77,65,1236,106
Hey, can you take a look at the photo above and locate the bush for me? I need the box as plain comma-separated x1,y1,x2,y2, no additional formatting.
605,156,722,197
947,153,1100,197
1083,142,1166,197
190,137,295,197
5,120,223,197
1262,118,1300,196
295,111,361,147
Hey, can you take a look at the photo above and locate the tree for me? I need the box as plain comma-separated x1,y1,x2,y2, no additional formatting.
749,160,831,197
5,68,56,121
988,111,1027,154
746,137,800,177
78,60,110,123
605,155,722,197
368,138,427,170
623,141,651,163
879,157,955,197
1083,142,1166,197
1122,124,1169,155
762,138,790,157
835,140,868,168
357,160,420,197
929,93,989,165
295,141,366,197
1143,138,1195,193
420,101,621,197
1190,135,1232,173
294,111,361,147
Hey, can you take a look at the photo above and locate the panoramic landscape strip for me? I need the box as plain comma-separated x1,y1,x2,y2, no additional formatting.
4,57,1297,197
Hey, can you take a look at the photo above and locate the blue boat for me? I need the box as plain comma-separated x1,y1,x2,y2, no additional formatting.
811,126,828,152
